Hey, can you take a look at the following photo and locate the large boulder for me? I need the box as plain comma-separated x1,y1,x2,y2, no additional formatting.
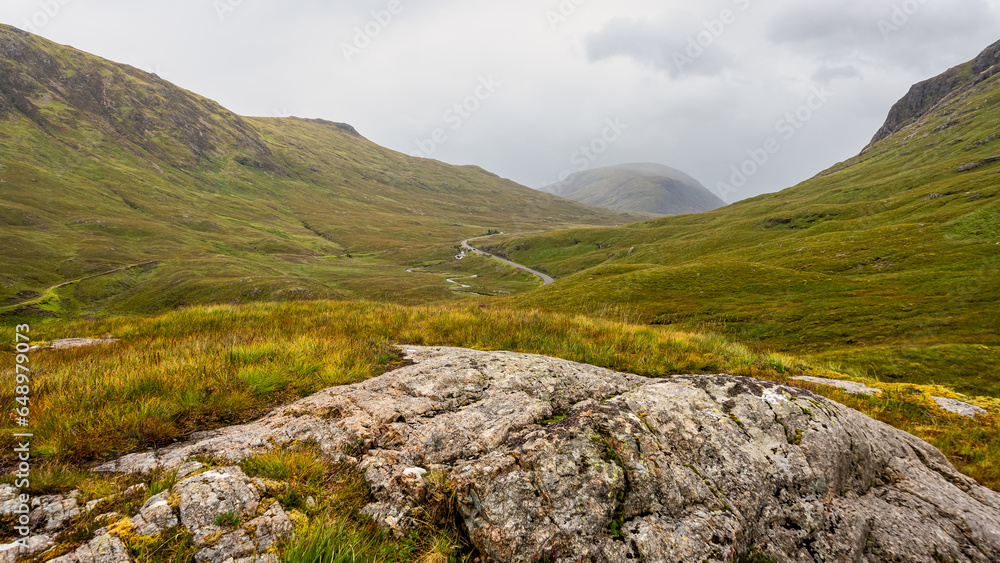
88,346,1000,562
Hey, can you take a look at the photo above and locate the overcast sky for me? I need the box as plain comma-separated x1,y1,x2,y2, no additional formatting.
2,1,999,202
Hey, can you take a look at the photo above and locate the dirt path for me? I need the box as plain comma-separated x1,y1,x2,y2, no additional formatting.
2,260,160,312
461,238,555,286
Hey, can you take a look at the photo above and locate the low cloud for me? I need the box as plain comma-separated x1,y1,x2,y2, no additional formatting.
585,15,737,79
813,64,862,83
0,0,998,203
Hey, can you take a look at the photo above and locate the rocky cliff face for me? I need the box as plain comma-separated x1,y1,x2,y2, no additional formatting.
869,39,1000,146
12,347,1000,562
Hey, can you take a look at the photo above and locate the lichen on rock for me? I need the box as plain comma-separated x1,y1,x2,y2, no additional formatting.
50,347,1000,562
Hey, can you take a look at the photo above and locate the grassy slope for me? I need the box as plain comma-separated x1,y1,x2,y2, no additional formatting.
481,59,1000,394
0,25,631,317
0,29,997,561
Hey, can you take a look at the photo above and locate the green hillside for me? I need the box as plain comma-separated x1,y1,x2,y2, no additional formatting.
540,162,727,215
0,25,631,318
481,41,1000,394
1,29,1000,562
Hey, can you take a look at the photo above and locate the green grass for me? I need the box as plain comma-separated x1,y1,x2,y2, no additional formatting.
283,518,421,563
0,25,630,319
2,300,997,495
806,344,1000,397
212,511,239,528
0,301,804,463
2,26,1000,561
241,444,468,563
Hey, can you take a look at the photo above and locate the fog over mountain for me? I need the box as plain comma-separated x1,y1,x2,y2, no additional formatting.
541,163,727,215
1,0,998,203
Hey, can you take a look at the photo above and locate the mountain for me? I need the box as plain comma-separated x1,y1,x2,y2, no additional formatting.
540,163,727,215
868,39,1000,145
482,40,1000,395
0,25,630,316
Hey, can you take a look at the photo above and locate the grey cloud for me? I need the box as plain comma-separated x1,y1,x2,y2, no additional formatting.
0,0,997,204
585,16,736,79
766,4,882,46
765,0,1000,72
813,64,862,83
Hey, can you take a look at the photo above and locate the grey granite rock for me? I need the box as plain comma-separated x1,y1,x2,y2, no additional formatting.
193,502,292,563
78,347,1000,562
48,534,130,563
29,491,80,531
791,375,884,395
176,461,205,480
130,491,178,537
0,543,16,563
174,466,261,545
792,376,989,419
933,396,988,418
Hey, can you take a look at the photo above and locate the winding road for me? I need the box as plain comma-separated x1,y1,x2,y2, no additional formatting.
461,237,555,286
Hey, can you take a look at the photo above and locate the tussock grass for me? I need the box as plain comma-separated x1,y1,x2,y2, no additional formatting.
0,300,997,562
239,444,470,563
1,300,812,465
2,300,997,495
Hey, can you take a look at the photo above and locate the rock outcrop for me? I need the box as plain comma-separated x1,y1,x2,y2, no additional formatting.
37,465,290,563
792,376,988,418
868,39,1000,146
11,347,1000,562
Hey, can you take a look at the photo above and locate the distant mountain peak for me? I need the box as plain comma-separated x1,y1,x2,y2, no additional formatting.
541,163,726,216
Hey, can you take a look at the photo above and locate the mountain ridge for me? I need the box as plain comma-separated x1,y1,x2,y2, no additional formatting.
481,38,1000,390
868,38,1000,145
540,163,727,215
0,24,631,316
